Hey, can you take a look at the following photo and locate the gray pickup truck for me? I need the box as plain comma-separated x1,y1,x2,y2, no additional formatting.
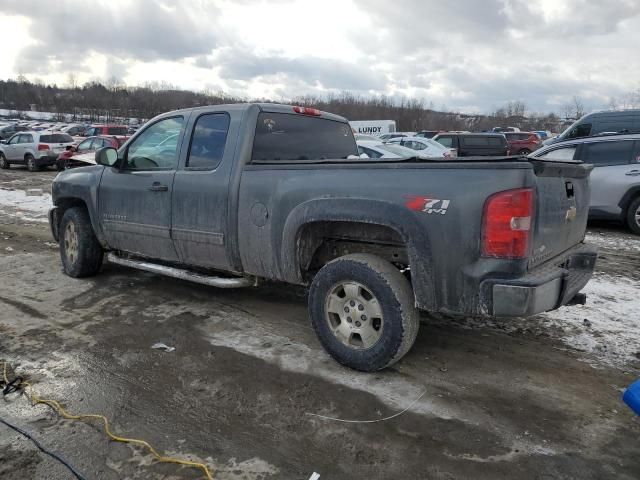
49,103,597,371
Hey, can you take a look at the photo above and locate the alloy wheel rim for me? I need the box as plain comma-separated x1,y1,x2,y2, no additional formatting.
325,281,384,350
64,222,78,265
635,205,640,227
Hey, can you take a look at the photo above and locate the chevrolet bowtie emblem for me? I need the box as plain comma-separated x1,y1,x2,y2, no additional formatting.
565,206,577,221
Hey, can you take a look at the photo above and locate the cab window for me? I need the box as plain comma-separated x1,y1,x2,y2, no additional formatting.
186,113,230,169
125,117,183,170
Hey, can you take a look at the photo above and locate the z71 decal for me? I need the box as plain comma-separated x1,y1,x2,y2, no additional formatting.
405,195,451,215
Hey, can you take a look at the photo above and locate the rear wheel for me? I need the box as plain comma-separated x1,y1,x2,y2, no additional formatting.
60,207,104,277
626,196,640,235
26,154,37,172
308,253,419,371
0,153,9,169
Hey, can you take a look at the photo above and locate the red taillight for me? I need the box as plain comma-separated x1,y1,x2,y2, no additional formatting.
482,188,534,259
37,144,50,151
293,106,321,116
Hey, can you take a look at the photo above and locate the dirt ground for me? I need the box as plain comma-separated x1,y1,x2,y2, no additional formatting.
1,167,639,480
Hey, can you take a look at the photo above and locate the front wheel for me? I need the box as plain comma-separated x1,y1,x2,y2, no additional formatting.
59,207,104,277
308,254,420,371
0,153,9,169
626,196,640,235
518,149,531,156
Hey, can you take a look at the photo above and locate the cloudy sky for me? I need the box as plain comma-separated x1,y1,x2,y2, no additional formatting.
1,0,639,114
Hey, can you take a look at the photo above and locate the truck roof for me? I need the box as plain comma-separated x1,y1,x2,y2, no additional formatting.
157,103,349,124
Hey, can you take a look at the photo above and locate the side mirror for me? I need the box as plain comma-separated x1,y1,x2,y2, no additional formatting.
95,147,119,167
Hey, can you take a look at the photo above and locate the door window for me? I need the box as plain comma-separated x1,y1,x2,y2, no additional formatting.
20,134,34,144
186,114,230,169
435,136,453,148
76,138,94,152
567,123,592,139
7,135,20,145
582,140,634,167
125,116,183,170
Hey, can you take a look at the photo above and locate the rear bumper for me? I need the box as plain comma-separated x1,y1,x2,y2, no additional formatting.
35,154,58,166
482,244,597,317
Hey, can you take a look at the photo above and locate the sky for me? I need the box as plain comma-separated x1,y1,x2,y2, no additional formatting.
1,0,639,114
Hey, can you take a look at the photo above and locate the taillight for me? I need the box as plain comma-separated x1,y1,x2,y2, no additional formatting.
37,144,50,151
482,188,534,259
293,106,321,116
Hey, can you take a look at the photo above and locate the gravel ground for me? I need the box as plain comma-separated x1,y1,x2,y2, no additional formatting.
1,167,639,480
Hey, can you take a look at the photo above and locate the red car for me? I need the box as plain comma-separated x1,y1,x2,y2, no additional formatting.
503,132,542,155
82,124,129,146
56,136,120,170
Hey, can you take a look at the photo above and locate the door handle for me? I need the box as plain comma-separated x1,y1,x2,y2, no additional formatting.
625,170,640,176
148,182,168,192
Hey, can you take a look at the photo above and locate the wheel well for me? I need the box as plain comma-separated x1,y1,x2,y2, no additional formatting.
619,187,640,215
297,221,409,280
55,198,89,230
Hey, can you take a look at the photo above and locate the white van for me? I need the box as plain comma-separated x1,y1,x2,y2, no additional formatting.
349,120,396,136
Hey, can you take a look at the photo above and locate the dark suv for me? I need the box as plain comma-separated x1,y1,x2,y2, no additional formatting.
433,133,509,157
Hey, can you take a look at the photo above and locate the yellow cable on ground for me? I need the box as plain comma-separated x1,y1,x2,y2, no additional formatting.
2,361,214,480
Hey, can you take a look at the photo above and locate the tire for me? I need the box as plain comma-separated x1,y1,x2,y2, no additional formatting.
0,153,9,169
308,253,420,371
518,149,531,156
59,207,104,277
26,154,37,172
626,196,640,235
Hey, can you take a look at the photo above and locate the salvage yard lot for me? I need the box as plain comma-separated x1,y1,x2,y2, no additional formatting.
1,168,639,479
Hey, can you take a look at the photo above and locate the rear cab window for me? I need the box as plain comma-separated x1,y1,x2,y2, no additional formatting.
252,112,358,162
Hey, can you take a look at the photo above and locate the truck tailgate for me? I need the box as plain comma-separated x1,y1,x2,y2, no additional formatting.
529,159,593,269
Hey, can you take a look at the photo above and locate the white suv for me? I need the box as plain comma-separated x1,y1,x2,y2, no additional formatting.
0,131,75,171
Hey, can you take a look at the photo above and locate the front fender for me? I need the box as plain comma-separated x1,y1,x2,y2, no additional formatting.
51,165,108,246
281,198,436,310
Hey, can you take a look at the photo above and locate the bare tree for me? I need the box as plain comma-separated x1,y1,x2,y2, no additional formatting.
572,96,585,119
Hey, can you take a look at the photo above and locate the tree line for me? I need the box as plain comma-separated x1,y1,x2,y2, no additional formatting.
2,76,636,132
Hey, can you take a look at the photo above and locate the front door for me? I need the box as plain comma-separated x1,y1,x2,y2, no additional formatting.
98,115,186,261
171,112,235,271
4,134,21,160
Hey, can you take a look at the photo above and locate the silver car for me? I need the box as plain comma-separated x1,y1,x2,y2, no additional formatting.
0,131,75,171
531,133,640,234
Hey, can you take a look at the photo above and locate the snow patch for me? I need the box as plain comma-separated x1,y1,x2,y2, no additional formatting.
585,232,640,252
0,187,51,222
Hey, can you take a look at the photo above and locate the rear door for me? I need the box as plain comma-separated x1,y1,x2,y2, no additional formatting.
579,139,636,215
171,111,235,270
98,115,186,261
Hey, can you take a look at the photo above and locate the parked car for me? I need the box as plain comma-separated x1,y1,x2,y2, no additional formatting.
56,136,121,170
61,124,86,136
82,125,129,146
531,132,640,234
0,131,75,171
49,103,596,371
386,136,452,158
433,133,509,157
379,132,416,141
0,123,29,139
356,140,431,159
503,132,542,155
415,130,442,139
545,109,640,146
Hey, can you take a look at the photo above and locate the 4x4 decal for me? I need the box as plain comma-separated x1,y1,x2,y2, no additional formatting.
405,195,451,215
